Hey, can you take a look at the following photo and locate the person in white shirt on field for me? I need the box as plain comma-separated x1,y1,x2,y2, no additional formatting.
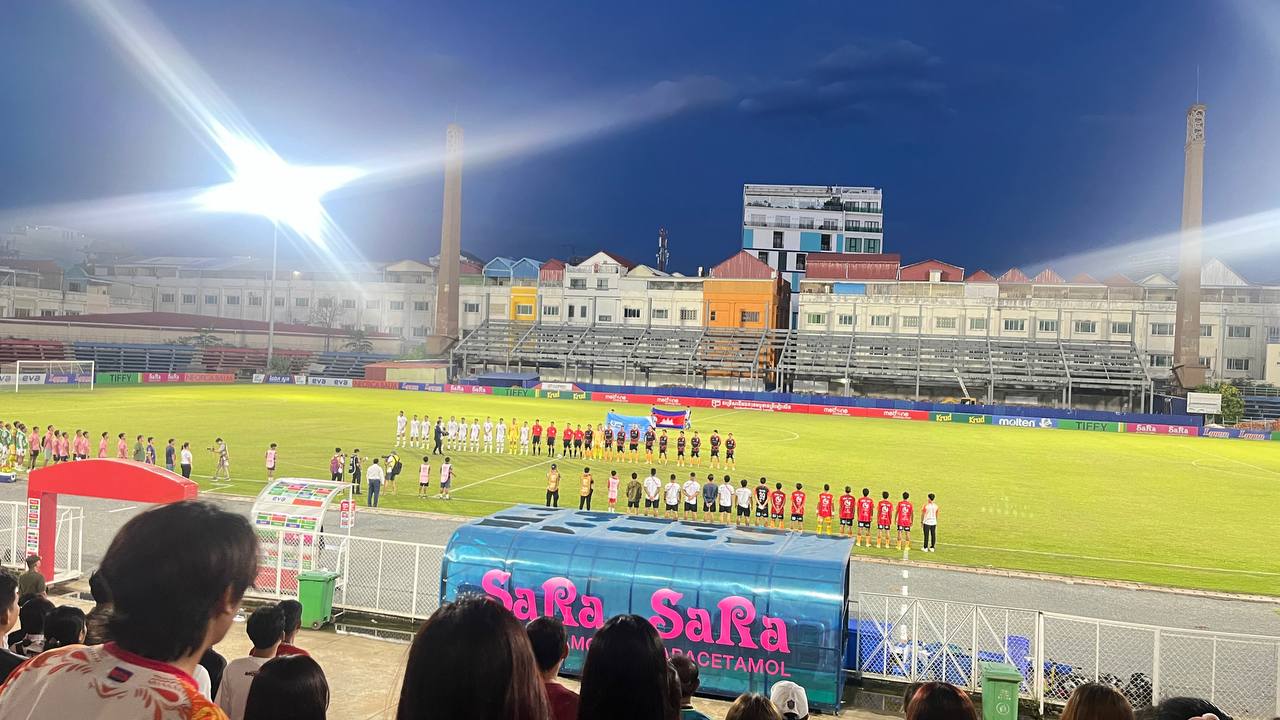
642,469,662,517
469,420,481,453
395,411,407,447
179,441,194,479
365,458,385,508
217,604,284,720
494,420,506,454
718,475,735,524
681,473,701,521
663,474,681,519
735,478,753,526
409,415,421,449
519,422,531,455
446,416,459,450
921,493,939,552
483,417,494,453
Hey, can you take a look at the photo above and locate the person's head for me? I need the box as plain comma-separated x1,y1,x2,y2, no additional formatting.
136,435,142,441
277,599,303,643
759,477,766,485
244,654,330,720
905,682,978,720
632,473,638,480
795,483,802,491
43,605,87,650
725,693,783,720
902,682,922,715
101,501,258,662
584,467,590,474
526,616,569,679
147,436,154,444
423,455,429,463
670,654,699,702
902,491,910,500
18,596,53,634
823,484,829,491
0,573,18,635
724,475,731,484
928,493,935,502
101,431,107,438
1061,683,1134,720
882,491,889,499
551,463,557,471
182,441,189,449
775,482,782,490
770,681,809,720
741,479,748,487
247,604,286,651
89,569,110,605
1145,697,1231,720
397,596,548,720
118,433,124,439
579,614,669,720
24,554,39,570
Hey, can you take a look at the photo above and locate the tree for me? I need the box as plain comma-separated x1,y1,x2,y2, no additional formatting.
173,328,225,347
1194,381,1244,425
308,296,348,351
267,354,294,375
343,330,374,354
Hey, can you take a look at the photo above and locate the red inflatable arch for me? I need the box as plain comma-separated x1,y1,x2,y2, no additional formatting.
27,459,199,581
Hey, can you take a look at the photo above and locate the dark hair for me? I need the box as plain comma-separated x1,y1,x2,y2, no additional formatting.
18,596,53,634
902,682,922,714
89,570,110,604
526,616,568,673
1061,683,1133,720
397,596,549,720
882,491,889,499
43,605,87,650
725,693,782,720
928,493,935,501
101,501,258,662
579,614,670,720
244,654,330,720
670,654,699,699
0,573,16,614
906,682,978,720
1144,697,1232,720
277,599,303,634
247,605,286,649
903,491,910,500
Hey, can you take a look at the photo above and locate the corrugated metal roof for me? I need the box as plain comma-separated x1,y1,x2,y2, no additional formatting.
805,253,901,280
19,311,397,337
709,250,775,280
965,270,996,283
899,259,965,282
998,268,1030,283
1031,268,1064,284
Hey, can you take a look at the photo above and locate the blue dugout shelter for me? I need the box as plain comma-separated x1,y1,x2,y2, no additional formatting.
441,506,853,708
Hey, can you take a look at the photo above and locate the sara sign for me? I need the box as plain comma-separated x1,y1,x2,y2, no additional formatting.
1186,392,1223,415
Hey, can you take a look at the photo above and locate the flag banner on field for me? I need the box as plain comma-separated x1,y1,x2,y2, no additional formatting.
651,406,692,429
605,411,653,435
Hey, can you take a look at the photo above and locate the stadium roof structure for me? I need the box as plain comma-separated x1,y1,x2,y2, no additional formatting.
14,311,397,338
452,320,1153,404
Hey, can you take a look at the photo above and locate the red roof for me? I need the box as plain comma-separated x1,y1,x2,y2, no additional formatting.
15,312,396,338
1031,268,1064,284
998,268,1030,283
805,253,901,281
965,270,996,283
1071,273,1101,284
597,251,637,270
539,258,565,282
899,259,965,282
1103,273,1137,286
709,250,776,280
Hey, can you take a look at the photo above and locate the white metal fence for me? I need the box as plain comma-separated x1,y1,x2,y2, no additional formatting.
0,499,83,583
248,527,445,621
854,592,1280,719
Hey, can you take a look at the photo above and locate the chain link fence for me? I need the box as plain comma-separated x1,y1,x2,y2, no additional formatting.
0,500,82,582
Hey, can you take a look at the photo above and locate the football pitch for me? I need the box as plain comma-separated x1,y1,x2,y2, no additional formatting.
8,384,1280,596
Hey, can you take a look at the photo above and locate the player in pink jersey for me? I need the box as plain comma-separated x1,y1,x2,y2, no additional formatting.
895,492,915,550
116,432,128,459
97,431,109,458
265,443,278,481
606,470,620,512
789,483,806,532
816,484,834,535
875,491,893,548
417,455,432,498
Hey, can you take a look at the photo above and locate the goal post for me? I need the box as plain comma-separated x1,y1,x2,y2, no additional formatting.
8,360,96,392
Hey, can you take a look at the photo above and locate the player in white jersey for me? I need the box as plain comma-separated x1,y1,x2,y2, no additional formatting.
734,479,753,526
469,420,481,452
446,416,459,450
519,422,531,454
495,420,507,453
483,417,494,453
395,411,408,447
409,415,421,448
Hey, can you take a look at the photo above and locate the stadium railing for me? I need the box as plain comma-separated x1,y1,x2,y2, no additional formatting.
0,500,83,583
312,351,396,379
0,339,73,365
71,342,200,373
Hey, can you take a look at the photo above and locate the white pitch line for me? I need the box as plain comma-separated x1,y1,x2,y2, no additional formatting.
945,542,1280,577
451,458,557,493
1190,447,1280,478
105,505,138,514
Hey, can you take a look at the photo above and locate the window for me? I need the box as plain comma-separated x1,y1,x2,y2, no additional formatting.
1228,325,1252,338
274,297,285,307
1111,321,1132,335
413,327,427,337
363,323,378,333
774,215,790,228
40,309,56,317
624,307,641,319
205,294,219,305
845,236,862,253
820,234,832,251
970,318,987,331
413,301,428,311
679,309,698,321
68,282,84,293
1073,320,1096,334
160,293,175,304
799,217,814,229
865,238,880,253
838,314,854,326
1199,356,1213,369
1150,322,1174,336
1269,326,1280,343
294,297,308,308
343,299,358,309
249,296,262,306
568,305,576,319
64,310,80,316
569,278,587,289
462,303,480,313
772,231,784,249
317,297,332,308
1038,320,1058,333
870,315,890,327
591,278,607,291
794,254,807,271
579,305,587,319
757,251,770,264
902,316,920,329
845,219,860,231
1226,358,1251,371
1003,319,1026,332
1200,324,1213,337
651,308,669,320
597,314,612,323
1147,354,1173,368
388,300,404,311
807,313,825,325
740,310,760,323
225,295,240,306
543,305,560,317
388,326,403,336
516,303,533,316
935,317,957,329
366,299,379,309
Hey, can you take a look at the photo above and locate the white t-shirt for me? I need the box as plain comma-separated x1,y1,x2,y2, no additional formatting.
470,424,480,439
180,448,193,465
193,664,212,699
664,482,680,505
447,421,458,437
410,419,421,436
717,484,733,506
483,421,493,437
396,415,407,433
496,424,506,440
736,486,752,508
520,426,530,442
366,464,386,482
216,655,270,720
643,476,661,500
922,502,939,525
681,480,700,503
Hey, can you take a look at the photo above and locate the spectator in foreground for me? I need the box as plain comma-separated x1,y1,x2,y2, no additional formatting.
1139,697,1233,720
40,605,86,651
243,654,329,720
200,647,228,701
17,555,45,598
218,604,286,720
725,693,782,720
10,597,54,657
276,599,309,656
526,616,578,720
905,682,979,720
397,595,549,720
84,569,112,645
0,573,25,683
1062,683,1134,720
900,682,922,715
579,614,673,720
769,681,809,720
670,655,711,720
0,500,257,720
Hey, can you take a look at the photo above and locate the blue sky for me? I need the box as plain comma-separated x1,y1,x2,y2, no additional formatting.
2,1,1278,278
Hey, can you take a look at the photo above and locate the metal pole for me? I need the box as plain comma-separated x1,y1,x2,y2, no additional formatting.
266,222,279,368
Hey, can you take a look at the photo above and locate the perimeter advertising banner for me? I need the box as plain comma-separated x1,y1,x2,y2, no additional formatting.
0,373,49,386
1057,419,1121,432
95,372,140,385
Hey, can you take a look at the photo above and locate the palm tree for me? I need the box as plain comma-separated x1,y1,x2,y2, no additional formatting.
343,330,374,353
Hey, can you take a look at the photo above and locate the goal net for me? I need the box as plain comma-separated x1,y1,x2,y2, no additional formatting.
4,361,96,392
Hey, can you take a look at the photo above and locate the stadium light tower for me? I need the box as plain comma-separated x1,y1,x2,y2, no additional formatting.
198,134,363,367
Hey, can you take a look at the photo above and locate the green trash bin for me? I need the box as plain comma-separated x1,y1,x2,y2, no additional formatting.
297,570,340,629
980,662,1023,720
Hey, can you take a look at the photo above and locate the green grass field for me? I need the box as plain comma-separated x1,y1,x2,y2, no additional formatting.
7,384,1280,595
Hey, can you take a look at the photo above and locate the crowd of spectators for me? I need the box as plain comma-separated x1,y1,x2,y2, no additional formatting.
0,500,1252,720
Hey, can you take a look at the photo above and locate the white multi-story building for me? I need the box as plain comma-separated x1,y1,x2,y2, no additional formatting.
741,183,883,323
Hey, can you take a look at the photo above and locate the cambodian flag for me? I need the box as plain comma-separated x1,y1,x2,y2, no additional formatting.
651,407,691,429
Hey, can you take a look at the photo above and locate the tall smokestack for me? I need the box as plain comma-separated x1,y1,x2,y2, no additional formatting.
433,123,463,347
1173,104,1206,390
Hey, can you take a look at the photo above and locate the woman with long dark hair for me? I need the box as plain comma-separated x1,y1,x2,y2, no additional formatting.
397,595,549,720
578,614,674,720
244,654,330,720
905,682,979,720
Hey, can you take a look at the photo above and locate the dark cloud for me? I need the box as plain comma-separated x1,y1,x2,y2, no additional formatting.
738,39,949,121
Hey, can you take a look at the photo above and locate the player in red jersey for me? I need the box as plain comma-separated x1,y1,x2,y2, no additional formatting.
855,488,875,546
875,491,894,548
708,430,721,469
644,428,656,463
753,477,770,527
769,482,786,529
838,486,856,538
602,425,614,462
895,491,915,550
531,420,543,456
816,484,834,535
724,433,736,469
789,483,806,532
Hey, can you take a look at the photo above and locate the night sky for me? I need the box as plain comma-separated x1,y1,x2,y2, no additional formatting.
2,1,1278,277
